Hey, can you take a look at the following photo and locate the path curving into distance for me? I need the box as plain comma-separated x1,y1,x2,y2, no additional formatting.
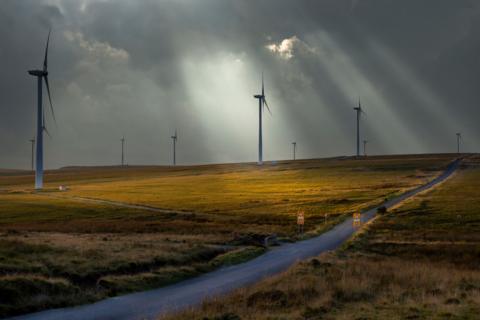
9,159,461,320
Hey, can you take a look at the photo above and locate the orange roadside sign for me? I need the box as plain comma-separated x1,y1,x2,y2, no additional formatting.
353,212,361,228
353,212,361,222
297,211,305,225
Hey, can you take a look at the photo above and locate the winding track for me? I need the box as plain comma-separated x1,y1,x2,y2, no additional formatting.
9,159,461,320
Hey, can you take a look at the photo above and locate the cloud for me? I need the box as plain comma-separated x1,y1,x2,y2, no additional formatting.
266,36,299,60
64,30,129,62
266,35,316,61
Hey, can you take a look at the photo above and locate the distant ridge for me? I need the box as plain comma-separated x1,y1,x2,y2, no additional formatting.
0,168,30,174
1,153,469,173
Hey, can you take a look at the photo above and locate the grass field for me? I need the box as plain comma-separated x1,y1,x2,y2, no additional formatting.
170,155,480,320
0,154,456,317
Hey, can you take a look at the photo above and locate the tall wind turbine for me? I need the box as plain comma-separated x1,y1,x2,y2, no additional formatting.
253,73,271,165
456,132,462,154
29,138,35,171
171,129,177,166
121,136,125,166
292,142,297,161
363,140,368,157
28,30,56,189
353,100,364,157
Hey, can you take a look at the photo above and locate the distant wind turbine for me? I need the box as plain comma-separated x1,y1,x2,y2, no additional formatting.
292,142,297,161
29,138,35,171
363,140,368,157
353,100,365,157
253,73,271,165
28,29,56,189
171,129,177,166
456,132,462,154
121,136,125,166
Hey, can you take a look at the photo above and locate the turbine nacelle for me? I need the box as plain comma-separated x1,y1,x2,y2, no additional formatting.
28,70,48,77
354,106,363,113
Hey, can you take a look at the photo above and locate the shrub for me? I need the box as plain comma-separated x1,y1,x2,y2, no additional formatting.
246,289,288,308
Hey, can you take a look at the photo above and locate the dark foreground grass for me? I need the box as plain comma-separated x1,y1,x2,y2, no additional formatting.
0,233,232,317
0,155,457,317
166,156,480,320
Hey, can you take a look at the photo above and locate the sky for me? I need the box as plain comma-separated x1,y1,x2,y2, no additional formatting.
1,0,479,169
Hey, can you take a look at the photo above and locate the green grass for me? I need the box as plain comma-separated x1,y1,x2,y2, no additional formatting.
0,154,457,317
166,155,480,320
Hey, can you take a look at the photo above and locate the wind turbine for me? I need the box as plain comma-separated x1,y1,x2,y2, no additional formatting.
292,142,297,160
171,129,177,166
29,138,35,171
363,140,368,157
456,133,462,154
253,73,271,165
353,100,364,157
28,30,56,189
121,136,125,166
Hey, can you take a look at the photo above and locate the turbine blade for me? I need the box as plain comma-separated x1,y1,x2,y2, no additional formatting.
43,29,51,71
262,72,264,96
44,76,57,127
43,126,52,139
263,98,272,115
360,107,366,117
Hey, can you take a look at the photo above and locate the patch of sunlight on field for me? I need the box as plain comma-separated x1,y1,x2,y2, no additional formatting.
38,156,455,218
166,155,480,320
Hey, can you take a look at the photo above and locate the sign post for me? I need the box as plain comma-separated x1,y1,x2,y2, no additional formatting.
297,210,305,234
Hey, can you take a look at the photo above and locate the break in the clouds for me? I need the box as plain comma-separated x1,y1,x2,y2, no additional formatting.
266,36,316,60
1,0,480,169
266,36,298,60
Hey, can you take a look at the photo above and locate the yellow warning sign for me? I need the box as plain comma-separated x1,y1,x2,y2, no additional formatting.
297,211,305,225
353,212,362,228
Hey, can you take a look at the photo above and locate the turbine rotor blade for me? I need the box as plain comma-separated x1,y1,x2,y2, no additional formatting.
43,29,51,72
43,126,52,139
44,76,57,127
263,98,272,115
262,72,264,96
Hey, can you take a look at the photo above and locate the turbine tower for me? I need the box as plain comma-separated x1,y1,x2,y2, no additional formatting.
353,100,364,157
363,140,368,157
292,142,297,160
253,73,271,165
171,129,177,166
29,138,35,171
456,132,462,154
28,30,56,189
121,136,125,166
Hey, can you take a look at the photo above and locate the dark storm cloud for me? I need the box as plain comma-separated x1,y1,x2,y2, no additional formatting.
1,0,479,169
